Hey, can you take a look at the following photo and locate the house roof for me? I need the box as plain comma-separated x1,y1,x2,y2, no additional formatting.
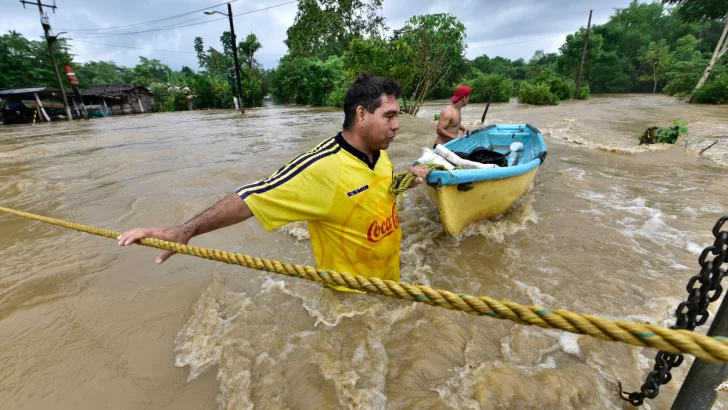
0,87,70,97
82,84,150,99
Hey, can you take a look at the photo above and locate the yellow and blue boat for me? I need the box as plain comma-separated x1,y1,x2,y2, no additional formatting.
424,124,547,236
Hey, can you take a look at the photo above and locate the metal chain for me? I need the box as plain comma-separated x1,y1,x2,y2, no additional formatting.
621,216,728,406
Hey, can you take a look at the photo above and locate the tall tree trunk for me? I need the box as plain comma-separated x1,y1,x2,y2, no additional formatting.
653,70,657,94
689,17,728,103
248,56,253,107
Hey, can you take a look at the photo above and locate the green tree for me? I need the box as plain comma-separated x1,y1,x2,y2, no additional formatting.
239,33,262,68
469,55,527,80
131,56,171,86
207,48,234,75
193,36,233,75
555,0,701,93
180,66,195,77
464,73,514,103
526,50,559,79
304,56,346,106
285,0,386,59
220,31,234,57
394,13,467,115
75,61,134,87
270,56,309,104
194,37,206,68
663,0,728,102
640,40,673,93
664,35,710,95
557,30,605,84
342,36,416,93
238,34,263,106
270,55,346,107
0,31,74,89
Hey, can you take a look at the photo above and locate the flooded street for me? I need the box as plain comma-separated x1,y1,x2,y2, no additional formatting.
1,94,728,409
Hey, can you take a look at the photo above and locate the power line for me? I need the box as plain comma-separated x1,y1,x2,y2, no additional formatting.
70,14,220,38
70,38,282,57
69,0,300,39
56,0,236,33
467,34,566,50
70,39,197,54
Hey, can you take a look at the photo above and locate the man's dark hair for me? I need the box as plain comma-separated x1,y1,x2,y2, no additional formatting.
343,72,401,130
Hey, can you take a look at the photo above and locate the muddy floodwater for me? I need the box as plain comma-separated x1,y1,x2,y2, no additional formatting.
1,94,727,409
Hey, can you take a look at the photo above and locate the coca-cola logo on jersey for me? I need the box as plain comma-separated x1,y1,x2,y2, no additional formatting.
366,204,400,242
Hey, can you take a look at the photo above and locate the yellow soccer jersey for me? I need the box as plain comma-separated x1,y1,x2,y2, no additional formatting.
236,133,402,289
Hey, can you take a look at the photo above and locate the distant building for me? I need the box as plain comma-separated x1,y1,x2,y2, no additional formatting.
0,86,74,124
81,84,156,115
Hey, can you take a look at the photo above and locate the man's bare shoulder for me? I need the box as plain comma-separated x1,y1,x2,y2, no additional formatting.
440,104,456,118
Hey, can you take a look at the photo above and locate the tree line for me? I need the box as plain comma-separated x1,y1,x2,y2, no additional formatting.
270,0,727,111
0,29,269,112
1,0,726,113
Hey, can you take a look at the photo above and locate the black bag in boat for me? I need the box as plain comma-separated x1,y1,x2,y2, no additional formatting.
453,147,508,167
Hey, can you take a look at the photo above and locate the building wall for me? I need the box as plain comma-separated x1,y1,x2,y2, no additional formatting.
84,88,156,115
124,90,156,114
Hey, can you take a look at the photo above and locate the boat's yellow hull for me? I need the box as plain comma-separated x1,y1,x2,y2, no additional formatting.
426,168,538,236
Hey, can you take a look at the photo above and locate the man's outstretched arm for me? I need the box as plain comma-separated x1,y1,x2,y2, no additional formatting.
117,193,253,264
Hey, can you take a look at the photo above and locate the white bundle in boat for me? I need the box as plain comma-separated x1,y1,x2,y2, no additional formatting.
413,147,456,170
433,144,498,169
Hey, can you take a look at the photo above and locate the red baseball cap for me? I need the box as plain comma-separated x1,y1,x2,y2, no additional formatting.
450,85,472,102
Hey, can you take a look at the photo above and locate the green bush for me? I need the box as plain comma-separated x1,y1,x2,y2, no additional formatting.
397,98,415,112
428,84,456,100
531,70,575,100
189,75,234,109
692,74,728,104
465,73,514,103
326,82,347,107
518,81,560,105
577,84,590,100
639,118,688,145
150,86,189,112
156,95,175,112
513,80,521,95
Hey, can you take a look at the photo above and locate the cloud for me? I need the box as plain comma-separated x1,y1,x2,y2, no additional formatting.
2,0,636,71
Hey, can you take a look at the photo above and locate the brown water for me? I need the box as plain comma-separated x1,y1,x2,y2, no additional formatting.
1,94,728,409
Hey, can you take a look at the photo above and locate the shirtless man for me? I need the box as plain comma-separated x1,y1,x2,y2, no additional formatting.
433,85,472,148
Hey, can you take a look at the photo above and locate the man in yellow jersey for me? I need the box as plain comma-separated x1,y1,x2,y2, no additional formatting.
117,73,430,288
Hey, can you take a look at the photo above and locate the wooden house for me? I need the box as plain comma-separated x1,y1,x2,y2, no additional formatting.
81,84,156,115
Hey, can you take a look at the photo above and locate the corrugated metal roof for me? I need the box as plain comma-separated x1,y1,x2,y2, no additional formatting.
82,84,150,99
0,87,63,96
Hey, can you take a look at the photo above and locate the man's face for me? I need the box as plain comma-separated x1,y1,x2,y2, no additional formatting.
462,95,469,106
359,94,400,151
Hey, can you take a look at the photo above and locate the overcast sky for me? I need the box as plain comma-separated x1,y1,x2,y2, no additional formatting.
2,0,641,71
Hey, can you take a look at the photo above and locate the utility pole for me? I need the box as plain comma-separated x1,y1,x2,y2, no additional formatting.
248,31,254,108
227,3,244,114
64,63,89,120
574,9,592,100
205,4,244,113
20,0,73,120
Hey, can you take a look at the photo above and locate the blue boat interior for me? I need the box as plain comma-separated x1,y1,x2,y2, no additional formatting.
427,123,548,186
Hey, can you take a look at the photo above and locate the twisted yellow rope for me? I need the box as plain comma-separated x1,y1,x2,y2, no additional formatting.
3,205,728,363
389,163,454,196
